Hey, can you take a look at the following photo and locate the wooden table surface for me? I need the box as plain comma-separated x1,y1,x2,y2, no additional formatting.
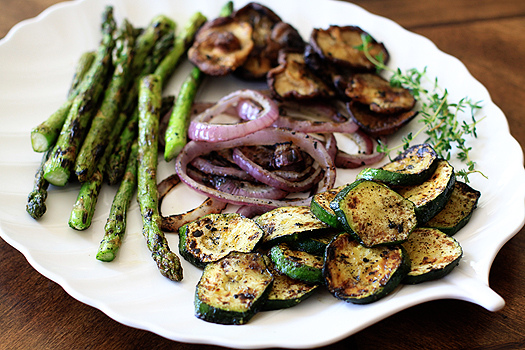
1,0,525,349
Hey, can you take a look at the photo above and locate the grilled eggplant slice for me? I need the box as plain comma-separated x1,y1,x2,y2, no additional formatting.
267,49,335,100
425,181,480,236
188,16,254,76
179,213,264,268
347,101,418,136
262,257,319,311
330,180,417,247
310,25,389,71
357,143,439,186
395,159,456,224
232,3,305,80
324,232,410,304
195,251,273,325
345,73,416,114
256,205,331,246
269,243,324,284
402,228,463,284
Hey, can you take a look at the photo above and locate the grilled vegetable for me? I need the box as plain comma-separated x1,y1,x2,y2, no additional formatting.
195,251,273,325
179,213,264,268
395,159,456,224
256,205,331,246
402,227,463,284
347,100,418,137
425,181,481,236
289,229,339,256
324,232,410,304
269,243,324,284
309,25,389,71
357,143,439,186
188,16,254,76
232,2,305,80
267,49,335,100
262,255,319,311
26,150,51,219
310,184,347,229
345,72,416,114
330,180,417,247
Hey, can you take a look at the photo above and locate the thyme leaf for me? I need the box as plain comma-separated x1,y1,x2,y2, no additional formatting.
358,34,486,182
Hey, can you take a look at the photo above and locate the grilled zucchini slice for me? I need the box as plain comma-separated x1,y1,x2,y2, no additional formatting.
425,181,481,236
330,180,417,247
395,159,456,224
402,228,463,284
310,184,347,229
289,229,340,256
195,251,273,325
179,213,264,268
357,143,438,186
256,205,331,246
262,256,319,311
324,232,410,304
269,243,324,284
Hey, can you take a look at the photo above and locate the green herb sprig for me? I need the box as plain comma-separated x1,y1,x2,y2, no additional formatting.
358,34,486,182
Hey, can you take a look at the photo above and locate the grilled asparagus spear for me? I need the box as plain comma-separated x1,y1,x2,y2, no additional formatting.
137,74,183,281
43,6,116,187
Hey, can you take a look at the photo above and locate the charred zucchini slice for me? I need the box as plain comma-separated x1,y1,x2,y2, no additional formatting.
262,255,319,311
425,181,481,236
310,184,347,229
256,205,331,246
402,228,463,284
310,25,389,71
330,180,417,247
179,213,264,268
357,143,439,186
324,232,410,304
269,243,324,284
289,229,340,256
195,251,273,325
395,159,456,224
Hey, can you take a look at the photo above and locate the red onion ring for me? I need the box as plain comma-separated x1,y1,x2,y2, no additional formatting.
187,89,279,142
175,128,336,208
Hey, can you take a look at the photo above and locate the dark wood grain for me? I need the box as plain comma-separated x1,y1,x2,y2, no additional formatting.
1,1,524,349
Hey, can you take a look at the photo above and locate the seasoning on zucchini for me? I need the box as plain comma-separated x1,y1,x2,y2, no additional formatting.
402,227,463,284
179,213,264,268
262,256,319,311
395,159,456,224
195,251,273,325
269,243,324,284
330,180,417,247
256,205,331,246
310,184,347,229
289,229,340,256
425,181,481,236
356,143,438,186
323,232,410,304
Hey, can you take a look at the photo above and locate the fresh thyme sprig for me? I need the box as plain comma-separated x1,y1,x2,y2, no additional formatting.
358,34,486,182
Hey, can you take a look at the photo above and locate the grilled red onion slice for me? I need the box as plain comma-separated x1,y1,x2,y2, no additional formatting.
232,147,323,192
175,128,336,208
188,89,279,142
157,174,228,232
335,133,386,168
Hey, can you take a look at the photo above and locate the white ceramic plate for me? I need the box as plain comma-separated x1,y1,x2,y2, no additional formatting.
1,0,524,348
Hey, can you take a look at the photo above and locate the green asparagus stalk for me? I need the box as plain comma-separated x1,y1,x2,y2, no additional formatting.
26,150,52,219
30,51,96,153
219,1,234,17
137,74,182,281
74,19,135,183
105,13,205,184
68,112,129,230
43,6,116,187
163,66,204,161
96,139,138,262
154,11,207,87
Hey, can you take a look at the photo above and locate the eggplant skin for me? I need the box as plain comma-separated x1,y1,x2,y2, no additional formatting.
188,16,254,76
